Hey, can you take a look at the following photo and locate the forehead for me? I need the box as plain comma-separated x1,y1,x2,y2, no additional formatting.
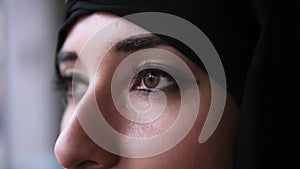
61,12,120,53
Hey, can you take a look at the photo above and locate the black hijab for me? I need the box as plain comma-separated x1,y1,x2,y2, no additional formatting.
56,0,272,168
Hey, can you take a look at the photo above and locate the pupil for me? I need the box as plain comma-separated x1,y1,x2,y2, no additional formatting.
148,74,155,82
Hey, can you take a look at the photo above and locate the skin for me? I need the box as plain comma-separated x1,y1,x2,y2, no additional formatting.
54,12,239,169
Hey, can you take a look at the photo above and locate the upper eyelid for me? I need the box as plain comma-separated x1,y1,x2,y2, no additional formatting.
133,62,170,74
133,62,197,83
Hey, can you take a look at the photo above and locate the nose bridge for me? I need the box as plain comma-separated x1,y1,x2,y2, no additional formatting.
54,92,119,168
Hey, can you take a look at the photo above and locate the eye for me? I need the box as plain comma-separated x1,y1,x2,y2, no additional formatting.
56,73,88,105
71,77,88,102
131,69,177,94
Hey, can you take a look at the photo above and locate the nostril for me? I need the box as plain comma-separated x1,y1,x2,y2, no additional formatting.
77,159,121,169
78,160,104,169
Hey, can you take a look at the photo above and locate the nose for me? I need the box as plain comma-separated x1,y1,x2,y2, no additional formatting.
54,106,119,169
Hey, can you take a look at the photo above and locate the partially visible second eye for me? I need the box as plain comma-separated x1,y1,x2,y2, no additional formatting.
58,73,88,105
131,69,177,94
71,78,88,102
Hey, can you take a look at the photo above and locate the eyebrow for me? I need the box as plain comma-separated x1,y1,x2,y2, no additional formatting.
115,34,167,53
57,51,78,63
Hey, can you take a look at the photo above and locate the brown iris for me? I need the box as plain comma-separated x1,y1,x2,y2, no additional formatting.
143,71,160,88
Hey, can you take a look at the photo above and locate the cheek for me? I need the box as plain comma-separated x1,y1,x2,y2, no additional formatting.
112,90,212,168
95,81,182,138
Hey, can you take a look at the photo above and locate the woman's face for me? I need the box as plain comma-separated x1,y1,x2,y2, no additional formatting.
54,12,238,169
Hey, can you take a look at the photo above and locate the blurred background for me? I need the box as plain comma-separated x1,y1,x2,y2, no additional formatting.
0,0,65,168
